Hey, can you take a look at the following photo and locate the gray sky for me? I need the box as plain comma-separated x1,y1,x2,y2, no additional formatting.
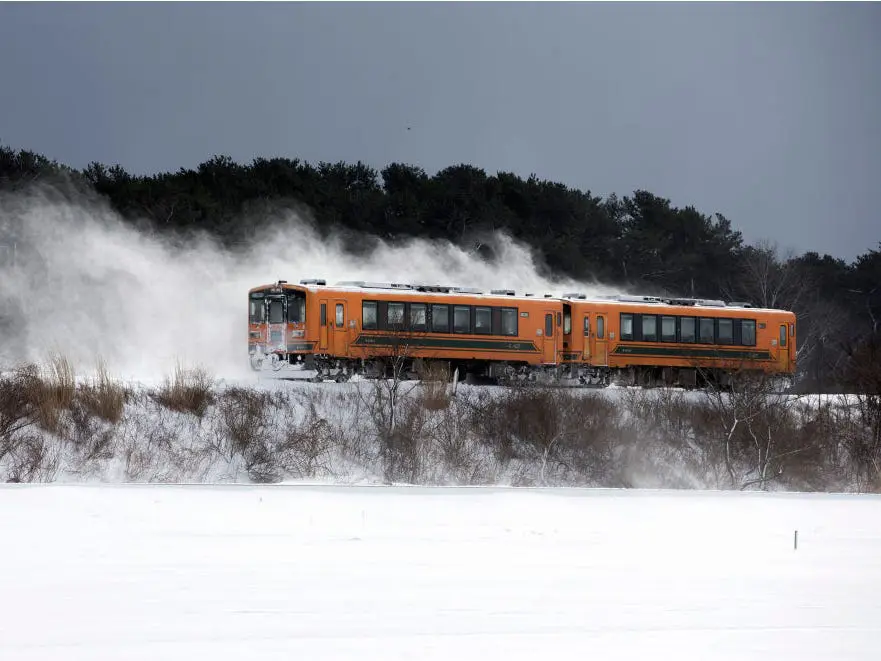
1,2,879,261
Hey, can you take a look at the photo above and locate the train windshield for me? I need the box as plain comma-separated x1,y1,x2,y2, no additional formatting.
250,288,306,324
267,297,286,324
286,291,306,323
249,293,266,323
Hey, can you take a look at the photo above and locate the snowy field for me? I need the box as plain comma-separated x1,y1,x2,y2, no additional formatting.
2,484,880,660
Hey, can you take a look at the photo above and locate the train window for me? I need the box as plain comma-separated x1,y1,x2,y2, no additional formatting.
545,313,553,337
475,307,492,335
388,302,405,328
699,318,714,344
661,316,676,342
269,299,286,324
642,315,657,342
249,299,265,324
432,304,450,332
680,317,696,343
501,308,518,336
319,303,327,327
335,304,344,327
718,318,733,345
620,313,633,341
583,316,590,337
410,303,427,331
454,306,471,333
790,323,795,337
563,309,571,335
741,319,756,346
779,324,787,347
362,301,378,330
597,316,605,339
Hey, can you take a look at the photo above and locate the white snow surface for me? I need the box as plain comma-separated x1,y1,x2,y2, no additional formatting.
1,484,880,660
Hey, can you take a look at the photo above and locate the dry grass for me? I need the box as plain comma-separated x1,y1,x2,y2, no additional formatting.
79,358,128,424
154,362,215,418
32,353,76,433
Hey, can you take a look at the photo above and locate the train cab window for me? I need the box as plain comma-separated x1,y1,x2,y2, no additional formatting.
642,315,657,342
269,298,286,324
661,316,676,342
454,306,471,333
620,313,633,341
717,318,733,345
335,304,344,327
410,303,427,331
563,309,571,335
779,324,787,347
699,318,715,344
362,301,378,330
432,304,450,332
388,302,405,328
583,317,590,337
286,293,306,323
680,317,696,343
741,319,756,346
475,307,492,335
545,313,553,337
597,316,605,339
501,308,518,336
249,297,266,324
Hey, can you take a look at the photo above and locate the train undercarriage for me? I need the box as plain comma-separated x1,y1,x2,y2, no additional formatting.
249,349,789,391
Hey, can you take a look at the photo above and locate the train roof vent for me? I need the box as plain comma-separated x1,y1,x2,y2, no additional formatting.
562,292,587,299
693,298,727,307
490,289,516,296
336,281,414,290
451,287,484,294
299,278,326,285
602,294,662,304
726,301,753,308
544,294,554,298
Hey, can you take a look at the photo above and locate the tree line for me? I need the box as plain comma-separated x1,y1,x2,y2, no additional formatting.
1,143,879,393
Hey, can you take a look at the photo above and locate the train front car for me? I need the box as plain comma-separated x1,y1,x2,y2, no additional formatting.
248,281,310,371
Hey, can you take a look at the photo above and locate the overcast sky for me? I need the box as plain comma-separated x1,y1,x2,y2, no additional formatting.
1,2,878,260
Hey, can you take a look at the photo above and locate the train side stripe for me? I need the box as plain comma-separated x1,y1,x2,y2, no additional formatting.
352,335,539,352
612,345,772,360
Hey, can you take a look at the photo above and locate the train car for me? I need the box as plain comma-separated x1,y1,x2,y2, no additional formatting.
249,280,797,387
560,293,796,387
248,279,567,381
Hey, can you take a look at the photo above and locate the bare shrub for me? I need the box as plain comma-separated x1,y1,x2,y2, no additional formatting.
154,363,215,418
276,396,336,479
0,366,38,458
4,432,58,483
215,386,272,457
421,397,498,485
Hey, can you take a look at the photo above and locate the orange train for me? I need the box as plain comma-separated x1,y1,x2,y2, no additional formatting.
248,279,796,387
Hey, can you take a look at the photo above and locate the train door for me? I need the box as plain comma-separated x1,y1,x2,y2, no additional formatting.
593,312,608,366
266,296,287,353
778,323,790,372
319,300,328,352
542,311,557,364
582,313,591,361
331,299,349,356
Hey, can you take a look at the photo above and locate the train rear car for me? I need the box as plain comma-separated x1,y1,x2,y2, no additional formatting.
564,293,796,387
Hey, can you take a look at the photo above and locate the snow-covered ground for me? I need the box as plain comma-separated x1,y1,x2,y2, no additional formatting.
1,484,879,660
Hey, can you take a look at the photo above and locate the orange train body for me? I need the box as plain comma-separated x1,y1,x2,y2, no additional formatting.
248,279,796,387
